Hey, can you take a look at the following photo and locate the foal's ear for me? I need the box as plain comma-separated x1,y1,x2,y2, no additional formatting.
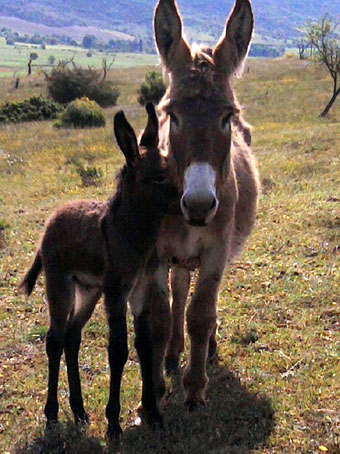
140,103,159,148
114,111,140,167
213,0,254,77
154,0,192,72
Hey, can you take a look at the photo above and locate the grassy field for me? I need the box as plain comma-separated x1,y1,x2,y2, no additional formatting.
0,40,159,77
0,58,340,454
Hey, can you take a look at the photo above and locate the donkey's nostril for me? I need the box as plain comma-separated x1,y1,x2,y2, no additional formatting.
210,197,217,210
182,197,188,210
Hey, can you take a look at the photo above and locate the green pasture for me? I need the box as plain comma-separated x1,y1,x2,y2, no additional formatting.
0,40,159,78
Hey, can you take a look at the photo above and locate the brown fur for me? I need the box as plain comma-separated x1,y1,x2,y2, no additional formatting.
19,105,175,437
132,0,260,409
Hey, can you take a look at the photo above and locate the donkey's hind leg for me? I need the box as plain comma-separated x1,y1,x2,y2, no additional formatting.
166,267,190,374
44,270,75,425
64,283,101,424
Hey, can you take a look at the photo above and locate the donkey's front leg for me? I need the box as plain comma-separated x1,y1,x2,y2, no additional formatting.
183,247,226,409
104,281,128,439
166,267,191,374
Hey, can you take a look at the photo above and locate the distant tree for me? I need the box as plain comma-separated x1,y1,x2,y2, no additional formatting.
83,35,95,49
307,15,340,117
6,38,14,45
28,59,32,75
30,52,38,61
101,57,115,80
297,39,307,60
48,55,56,65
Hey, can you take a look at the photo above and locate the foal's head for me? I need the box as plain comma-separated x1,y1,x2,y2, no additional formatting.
114,103,175,214
155,0,254,226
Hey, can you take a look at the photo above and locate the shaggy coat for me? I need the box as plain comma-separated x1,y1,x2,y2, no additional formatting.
128,0,260,410
20,104,176,438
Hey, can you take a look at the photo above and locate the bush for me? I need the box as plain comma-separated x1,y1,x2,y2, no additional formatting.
67,158,103,186
0,96,64,124
47,65,120,107
55,97,106,129
137,71,166,106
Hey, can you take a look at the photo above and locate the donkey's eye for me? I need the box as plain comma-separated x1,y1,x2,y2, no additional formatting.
221,113,233,130
169,113,179,127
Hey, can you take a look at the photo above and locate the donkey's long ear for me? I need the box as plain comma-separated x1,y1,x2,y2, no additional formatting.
114,111,140,167
213,0,254,77
154,0,192,72
140,103,159,148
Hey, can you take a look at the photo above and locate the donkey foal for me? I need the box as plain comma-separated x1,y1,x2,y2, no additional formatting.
20,104,175,438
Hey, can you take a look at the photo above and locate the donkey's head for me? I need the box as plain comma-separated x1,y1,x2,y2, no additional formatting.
114,103,175,214
155,0,254,226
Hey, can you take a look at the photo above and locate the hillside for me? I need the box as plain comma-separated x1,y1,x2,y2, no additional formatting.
0,0,338,43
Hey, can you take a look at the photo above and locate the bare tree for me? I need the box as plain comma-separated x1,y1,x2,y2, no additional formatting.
297,39,307,60
307,15,340,117
102,56,116,80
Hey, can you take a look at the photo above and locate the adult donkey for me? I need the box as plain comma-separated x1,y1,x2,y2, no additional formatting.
132,0,260,411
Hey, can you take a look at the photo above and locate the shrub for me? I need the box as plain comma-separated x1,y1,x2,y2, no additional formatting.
47,65,120,107
0,219,10,249
68,158,103,186
0,96,64,124
55,97,106,129
137,71,166,106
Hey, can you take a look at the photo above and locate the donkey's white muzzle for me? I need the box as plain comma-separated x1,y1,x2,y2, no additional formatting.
181,163,219,226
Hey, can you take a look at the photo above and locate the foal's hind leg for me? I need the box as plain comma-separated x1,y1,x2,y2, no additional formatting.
44,270,75,424
149,263,171,401
166,267,190,374
64,284,101,424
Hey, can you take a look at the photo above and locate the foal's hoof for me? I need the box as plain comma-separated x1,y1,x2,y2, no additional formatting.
165,355,179,375
107,422,123,440
74,411,90,426
138,406,163,429
45,418,58,431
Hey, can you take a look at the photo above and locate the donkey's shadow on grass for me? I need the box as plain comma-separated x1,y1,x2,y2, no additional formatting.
15,363,274,454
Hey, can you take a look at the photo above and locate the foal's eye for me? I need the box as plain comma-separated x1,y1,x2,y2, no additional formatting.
221,113,233,130
151,174,168,185
169,112,179,127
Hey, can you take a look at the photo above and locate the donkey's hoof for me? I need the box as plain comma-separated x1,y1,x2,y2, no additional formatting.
184,394,206,412
165,355,179,375
107,422,123,440
208,340,217,362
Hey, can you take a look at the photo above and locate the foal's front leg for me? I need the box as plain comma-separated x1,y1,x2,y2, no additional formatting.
104,279,128,439
183,245,227,408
